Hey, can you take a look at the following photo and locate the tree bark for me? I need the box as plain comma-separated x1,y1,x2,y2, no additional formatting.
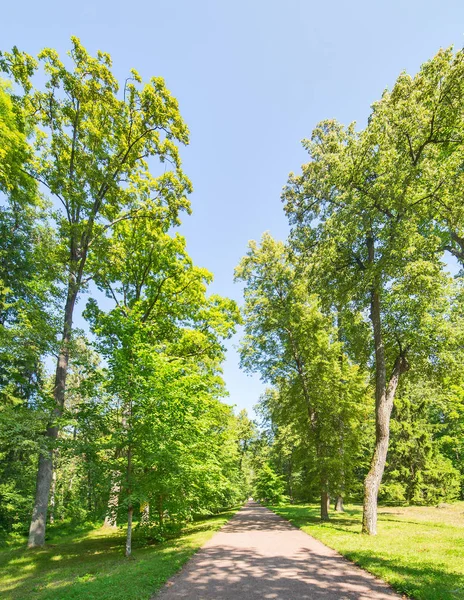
104,473,121,528
28,277,79,547
320,490,330,521
49,466,56,524
125,505,133,558
158,495,164,527
125,439,133,557
141,502,150,525
335,495,344,512
362,263,409,534
28,452,53,547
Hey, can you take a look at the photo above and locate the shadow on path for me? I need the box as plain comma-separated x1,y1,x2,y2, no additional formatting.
156,502,401,600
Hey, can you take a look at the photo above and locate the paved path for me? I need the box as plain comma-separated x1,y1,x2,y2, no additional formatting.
157,501,401,600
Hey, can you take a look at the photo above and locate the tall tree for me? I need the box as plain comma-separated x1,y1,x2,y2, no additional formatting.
0,83,59,537
236,234,369,519
1,38,192,546
85,216,240,555
283,106,453,532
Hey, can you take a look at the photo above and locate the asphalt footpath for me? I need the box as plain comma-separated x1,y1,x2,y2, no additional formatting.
156,501,402,600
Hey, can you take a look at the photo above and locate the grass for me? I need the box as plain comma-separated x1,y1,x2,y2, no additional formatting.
0,509,238,600
269,502,464,600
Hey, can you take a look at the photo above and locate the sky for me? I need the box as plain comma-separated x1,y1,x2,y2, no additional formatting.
2,0,463,418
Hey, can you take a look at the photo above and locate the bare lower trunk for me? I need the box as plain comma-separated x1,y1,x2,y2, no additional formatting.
104,473,121,528
334,495,344,512
158,495,164,527
362,270,408,535
28,280,78,547
125,505,133,558
49,467,56,524
125,441,133,557
28,452,53,547
141,502,150,525
362,354,407,534
320,490,330,521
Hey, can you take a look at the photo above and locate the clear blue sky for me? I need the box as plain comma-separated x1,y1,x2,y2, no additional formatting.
3,0,463,418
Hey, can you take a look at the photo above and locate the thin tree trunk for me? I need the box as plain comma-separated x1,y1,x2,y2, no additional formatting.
125,505,133,558
104,473,121,528
335,495,344,512
28,277,79,547
87,454,93,513
49,467,56,524
158,495,164,527
141,502,150,525
336,307,346,516
125,442,133,557
362,251,409,534
320,490,330,521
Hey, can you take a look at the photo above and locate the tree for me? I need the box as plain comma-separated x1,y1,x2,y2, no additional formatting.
283,98,454,532
1,38,192,547
85,216,240,555
236,234,369,519
0,83,59,538
235,409,257,495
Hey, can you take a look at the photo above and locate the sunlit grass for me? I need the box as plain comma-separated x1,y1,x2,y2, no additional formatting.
270,502,464,600
0,510,237,600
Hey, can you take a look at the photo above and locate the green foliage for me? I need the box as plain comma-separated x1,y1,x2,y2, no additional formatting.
236,234,371,509
0,83,60,539
84,213,243,549
275,47,464,531
381,380,461,505
254,463,286,504
0,39,246,546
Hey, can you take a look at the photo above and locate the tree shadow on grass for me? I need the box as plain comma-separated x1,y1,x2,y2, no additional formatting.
0,541,194,600
342,551,464,600
0,511,237,600
0,531,128,597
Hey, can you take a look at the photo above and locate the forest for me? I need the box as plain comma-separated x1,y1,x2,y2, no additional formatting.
0,36,463,600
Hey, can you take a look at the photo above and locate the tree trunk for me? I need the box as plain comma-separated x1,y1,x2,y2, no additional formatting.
158,495,164,527
320,490,330,520
104,473,121,528
141,502,150,525
87,456,92,513
362,269,409,535
125,440,133,557
28,453,53,547
28,278,79,547
362,353,407,534
49,467,56,524
334,495,344,512
125,505,133,558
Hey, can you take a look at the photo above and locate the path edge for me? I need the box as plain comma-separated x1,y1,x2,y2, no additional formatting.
265,504,409,600
151,503,245,599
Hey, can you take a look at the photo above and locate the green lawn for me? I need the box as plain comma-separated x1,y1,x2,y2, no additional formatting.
270,502,464,600
0,509,237,600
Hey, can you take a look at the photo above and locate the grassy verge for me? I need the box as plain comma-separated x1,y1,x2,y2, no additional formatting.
269,502,464,600
0,509,238,600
